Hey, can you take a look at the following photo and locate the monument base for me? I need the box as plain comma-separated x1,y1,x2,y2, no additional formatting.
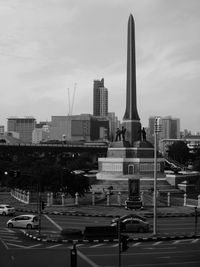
125,199,142,210
97,140,165,180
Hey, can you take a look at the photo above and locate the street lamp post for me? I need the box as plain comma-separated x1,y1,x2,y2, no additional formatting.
153,117,161,236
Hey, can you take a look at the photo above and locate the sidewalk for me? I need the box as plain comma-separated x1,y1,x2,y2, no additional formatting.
0,191,196,218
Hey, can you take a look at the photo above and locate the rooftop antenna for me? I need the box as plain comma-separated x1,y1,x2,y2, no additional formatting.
67,83,77,116
70,82,77,115
67,88,71,116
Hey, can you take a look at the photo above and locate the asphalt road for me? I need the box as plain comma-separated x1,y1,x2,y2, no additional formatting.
1,212,200,267
44,213,199,235
1,236,200,267
0,211,200,239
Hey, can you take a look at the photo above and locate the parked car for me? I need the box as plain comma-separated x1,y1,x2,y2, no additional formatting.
7,214,39,229
111,213,146,225
111,217,149,233
0,204,15,216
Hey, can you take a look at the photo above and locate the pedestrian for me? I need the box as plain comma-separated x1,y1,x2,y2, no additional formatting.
121,126,126,141
115,128,121,141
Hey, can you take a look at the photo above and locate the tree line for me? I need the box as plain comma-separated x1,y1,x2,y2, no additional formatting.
0,152,93,196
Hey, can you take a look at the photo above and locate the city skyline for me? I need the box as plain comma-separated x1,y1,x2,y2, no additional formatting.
0,0,200,132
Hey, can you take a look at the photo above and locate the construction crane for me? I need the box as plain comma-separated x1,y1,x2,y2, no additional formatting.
67,83,77,116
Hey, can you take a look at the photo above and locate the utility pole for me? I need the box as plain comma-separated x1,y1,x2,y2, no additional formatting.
153,117,161,236
38,192,42,236
70,242,77,267
118,221,121,267
194,207,198,235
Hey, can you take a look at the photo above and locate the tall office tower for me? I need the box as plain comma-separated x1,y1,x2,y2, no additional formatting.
161,116,180,139
93,78,108,117
148,116,180,140
7,117,36,143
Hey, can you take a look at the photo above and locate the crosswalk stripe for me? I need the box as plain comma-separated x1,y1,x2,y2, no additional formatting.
0,235,18,239
0,233,16,236
0,230,14,234
3,228,15,233
6,243,27,248
2,239,22,243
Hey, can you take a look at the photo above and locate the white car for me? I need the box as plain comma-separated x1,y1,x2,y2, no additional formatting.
7,214,39,229
0,204,15,216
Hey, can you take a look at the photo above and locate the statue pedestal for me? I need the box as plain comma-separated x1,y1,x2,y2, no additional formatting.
125,198,142,210
97,140,165,180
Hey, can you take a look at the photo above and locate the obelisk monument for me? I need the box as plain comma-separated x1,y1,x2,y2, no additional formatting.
97,14,165,181
123,14,141,146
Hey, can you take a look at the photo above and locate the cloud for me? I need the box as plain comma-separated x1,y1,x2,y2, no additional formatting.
0,0,200,132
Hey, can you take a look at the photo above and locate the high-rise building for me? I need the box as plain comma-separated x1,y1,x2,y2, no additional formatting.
93,78,108,117
49,114,109,142
160,116,180,139
0,125,5,135
7,117,36,143
147,116,180,153
32,122,50,144
49,116,71,141
148,116,180,140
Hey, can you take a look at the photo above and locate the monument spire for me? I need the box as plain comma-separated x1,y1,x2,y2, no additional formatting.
123,13,141,146
123,14,140,120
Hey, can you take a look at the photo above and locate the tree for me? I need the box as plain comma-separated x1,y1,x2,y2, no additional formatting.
167,141,190,165
61,169,91,197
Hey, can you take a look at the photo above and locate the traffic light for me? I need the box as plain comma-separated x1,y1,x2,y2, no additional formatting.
41,201,46,210
121,235,129,252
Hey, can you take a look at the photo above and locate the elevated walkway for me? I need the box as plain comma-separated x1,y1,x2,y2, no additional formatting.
164,156,188,171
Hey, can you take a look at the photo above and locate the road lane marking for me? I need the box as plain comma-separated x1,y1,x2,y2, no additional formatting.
47,244,63,249
131,242,141,247
44,214,63,231
90,243,104,248
191,239,199,243
153,241,162,246
111,243,119,247
77,250,99,267
26,244,42,249
173,239,195,244
76,243,84,247
144,247,177,250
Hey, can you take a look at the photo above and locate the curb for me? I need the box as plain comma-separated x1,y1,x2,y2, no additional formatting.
16,208,194,219
24,231,200,244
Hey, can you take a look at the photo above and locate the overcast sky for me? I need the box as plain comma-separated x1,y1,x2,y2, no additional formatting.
0,0,200,132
